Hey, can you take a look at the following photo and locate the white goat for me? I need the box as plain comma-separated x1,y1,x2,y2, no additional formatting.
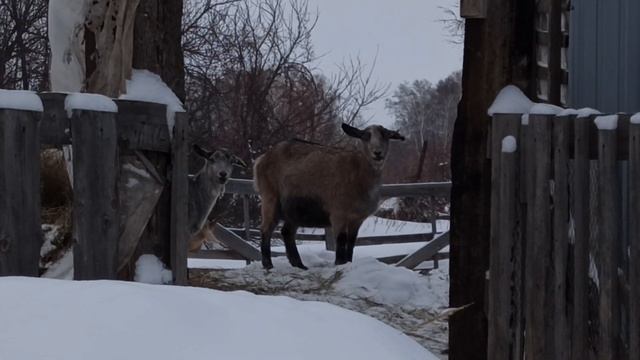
188,145,247,241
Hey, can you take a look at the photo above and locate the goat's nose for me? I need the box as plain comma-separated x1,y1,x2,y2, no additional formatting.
374,151,382,157
219,171,228,178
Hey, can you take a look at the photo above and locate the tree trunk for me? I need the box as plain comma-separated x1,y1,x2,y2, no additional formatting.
132,0,185,101
448,1,535,359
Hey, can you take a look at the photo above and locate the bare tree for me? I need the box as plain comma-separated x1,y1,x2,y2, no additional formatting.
183,0,386,162
386,71,461,181
0,0,49,90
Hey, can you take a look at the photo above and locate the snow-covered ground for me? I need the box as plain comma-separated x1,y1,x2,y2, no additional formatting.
0,277,438,360
190,247,451,358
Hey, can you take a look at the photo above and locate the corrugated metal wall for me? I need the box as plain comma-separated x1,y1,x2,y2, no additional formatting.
569,0,640,112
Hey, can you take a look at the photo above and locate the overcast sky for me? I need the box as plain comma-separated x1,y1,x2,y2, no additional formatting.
307,0,463,127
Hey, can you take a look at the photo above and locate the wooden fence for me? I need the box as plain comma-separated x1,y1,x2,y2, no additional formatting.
487,112,639,360
189,179,452,270
0,93,189,284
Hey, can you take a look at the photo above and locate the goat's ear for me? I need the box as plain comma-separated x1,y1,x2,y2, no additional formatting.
389,130,404,141
382,128,405,141
341,123,366,139
231,155,248,168
193,144,214,159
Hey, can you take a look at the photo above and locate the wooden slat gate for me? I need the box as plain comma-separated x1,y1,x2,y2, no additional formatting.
488,112,640,360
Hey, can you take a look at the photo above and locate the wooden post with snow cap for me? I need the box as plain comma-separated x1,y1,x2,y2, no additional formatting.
68,94,120,280
594,114,621,360
0,90,43,276
487,113,520,360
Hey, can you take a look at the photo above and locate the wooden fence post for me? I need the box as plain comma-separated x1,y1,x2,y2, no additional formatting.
571,116,592,360
170,112,188,285
629,120,640,360
597,123,621,360
0,109,42,276
488,114,520,360
71,109,119,280
552,114,572,359
524,114,553,359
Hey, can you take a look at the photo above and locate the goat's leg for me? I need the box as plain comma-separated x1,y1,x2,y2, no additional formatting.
260,200,278,269
345,231,357,263
344,222,362,262
334,231,349,265
281,222,306,270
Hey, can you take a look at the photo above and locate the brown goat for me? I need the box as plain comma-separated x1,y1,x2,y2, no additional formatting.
254,123,404,269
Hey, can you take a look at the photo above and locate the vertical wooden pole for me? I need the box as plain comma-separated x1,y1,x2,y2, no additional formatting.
552,114,572,359
524,114,553,359
488,114,520,360
71,109,119,280
170,112,188,285
431,217,439,269
629,121,640,360
243,195,251,242
597,125,620,360
0,109,42,276
571,116,591,360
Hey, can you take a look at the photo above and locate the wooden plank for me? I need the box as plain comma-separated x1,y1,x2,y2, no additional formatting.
114,100,171,153
170,112,189,285
491,148,519,360
629,121,640,360
226,178,452,198
38,93,71,146
488,113,521,360
396,231,449,269
597,125,621,360
571,116,591,360
547,0,563,104
71,109,119,280
212,223,261,261
552,114,571,359
0,110,42,276
524,114,553,359
189,249,285,260
242,195,251,242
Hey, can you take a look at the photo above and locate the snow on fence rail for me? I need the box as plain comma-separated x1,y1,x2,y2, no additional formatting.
194,179,452,270
488,112,640,360
0,91,189,284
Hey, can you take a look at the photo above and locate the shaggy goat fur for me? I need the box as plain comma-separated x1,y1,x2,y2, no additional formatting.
188,146,246,238
254,123,404,269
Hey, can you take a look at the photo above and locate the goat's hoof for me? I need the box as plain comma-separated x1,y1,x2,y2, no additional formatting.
262,260,273,270
293,264,308,270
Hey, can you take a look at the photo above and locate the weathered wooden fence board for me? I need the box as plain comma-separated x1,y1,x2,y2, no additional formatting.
571,115,592,360
488,114,520,360
552,114,571,359
629,121,640,360
396,232,450,269
115,100,172,153
597,125,621,360
524,114,553,359
38,93,71,146
0,110,42,276
71,109,119,280
170,112,189,285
